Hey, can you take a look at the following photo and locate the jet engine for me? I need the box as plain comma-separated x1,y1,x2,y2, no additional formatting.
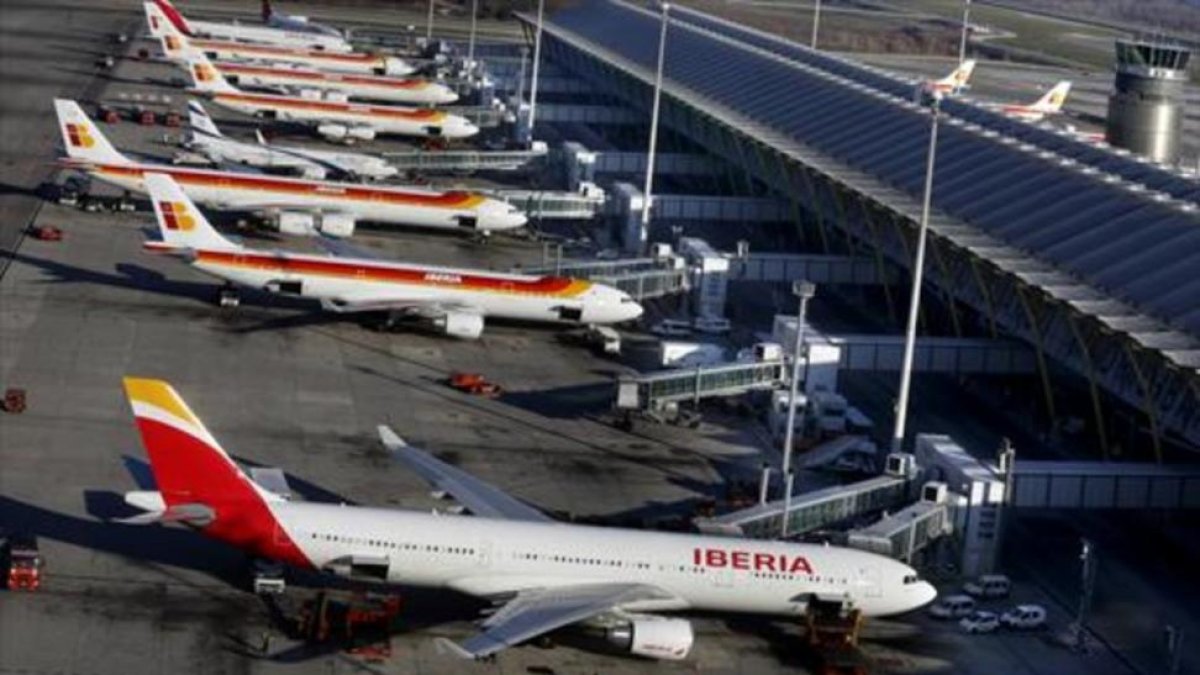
323,91,349,103
605,615,694,661
433,311,484,339
299,165,328,180
317,124,376,143
272,211,356,238
379,57,413,76
298,88,324,100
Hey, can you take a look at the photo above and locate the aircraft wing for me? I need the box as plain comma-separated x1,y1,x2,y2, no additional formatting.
440,583,678,659
312,235,388,260
378,426,551,523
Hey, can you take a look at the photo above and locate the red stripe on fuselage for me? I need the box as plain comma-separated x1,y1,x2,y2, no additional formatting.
213,92,440,120
134,417,313,568
197,249,587,296
219,63,427,90
89,163,484,209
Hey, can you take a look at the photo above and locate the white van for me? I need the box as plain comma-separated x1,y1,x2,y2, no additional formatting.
964,574,1011,599
929,594,976,619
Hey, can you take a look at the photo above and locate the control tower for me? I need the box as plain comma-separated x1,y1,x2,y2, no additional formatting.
1106,39,1191,164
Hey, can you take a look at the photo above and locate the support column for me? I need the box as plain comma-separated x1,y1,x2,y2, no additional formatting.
1016,286,1058,430
1067,315,1110,460
1122,344,1164,463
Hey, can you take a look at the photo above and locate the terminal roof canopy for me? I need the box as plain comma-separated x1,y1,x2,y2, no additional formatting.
547,0,1200,342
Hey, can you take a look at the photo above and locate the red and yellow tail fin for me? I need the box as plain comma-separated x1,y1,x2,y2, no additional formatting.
122,378,253,507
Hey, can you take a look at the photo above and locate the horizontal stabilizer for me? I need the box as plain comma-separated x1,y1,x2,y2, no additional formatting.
249,467,291,500
116,500,216,526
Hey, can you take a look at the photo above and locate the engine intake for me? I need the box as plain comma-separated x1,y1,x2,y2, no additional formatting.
434,311,484,339
606,615,694,661
271,211,356,238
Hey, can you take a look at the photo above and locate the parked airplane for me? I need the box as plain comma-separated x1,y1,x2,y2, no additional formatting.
185,101,399,181
148,2,414,76
142,173,640,333
55,99,523,237
924,59,976,95
992,81,1072,122
149,0,352,53
262,0,345,40
185,52,477,142
199,61,459,106
118,377,936,659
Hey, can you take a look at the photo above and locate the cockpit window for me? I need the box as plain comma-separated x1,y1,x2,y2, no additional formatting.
903,574,921,585
620,296,637,303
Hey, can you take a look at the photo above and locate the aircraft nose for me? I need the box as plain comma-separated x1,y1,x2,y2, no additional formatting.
622,297,645,322
913,581,938,611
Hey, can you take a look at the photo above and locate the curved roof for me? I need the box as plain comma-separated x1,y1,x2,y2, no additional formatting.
546,0,1200,340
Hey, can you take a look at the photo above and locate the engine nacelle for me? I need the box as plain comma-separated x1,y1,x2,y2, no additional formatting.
605,616,694,661
318,212,355,238
380,56,413,76
299,165,328,180
434,311,484,339
298,88,324,100
347,126,376,142
317,123,349,141
323,91,350,103
275,210,318,236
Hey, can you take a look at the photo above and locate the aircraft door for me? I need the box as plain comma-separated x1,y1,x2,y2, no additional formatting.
476,541,493,568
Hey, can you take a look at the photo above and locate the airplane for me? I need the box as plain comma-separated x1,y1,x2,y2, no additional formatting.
148,2,414,77
923,59,976,95
142,172,642,333
148,0,352,53
992,81,1072,123
55,99,524,237
117,376,937,660
195,61,459,106
261,0,345,40
185,101,399,181
185,51,478,143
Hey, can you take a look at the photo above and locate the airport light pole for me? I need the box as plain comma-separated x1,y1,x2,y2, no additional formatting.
779,470,794,539
639,1,670,253
528,0,546,132
958,0,971,63
467,0,479,68
810,0,821,50
426,0,435,41
1073,537,1098,652
780,280,816,479
889,91,941,456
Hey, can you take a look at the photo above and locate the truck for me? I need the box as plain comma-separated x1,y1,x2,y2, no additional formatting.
4,534,42,591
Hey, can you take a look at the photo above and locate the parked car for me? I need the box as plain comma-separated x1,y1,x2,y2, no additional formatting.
929,594,976,619
960,610,1000,634
650,319,692,337
1001,604,1047,630
964,574,1011,599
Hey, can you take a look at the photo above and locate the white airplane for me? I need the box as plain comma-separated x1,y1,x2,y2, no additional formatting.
148,2,414,76
149,0,352,53
261,0,345,40
118,377,937,659
185,52,478,143
185,101,399,181
992,81,1072,123
142,173,642,334
923,59,976,95
200,61,458,106
55,99,523,237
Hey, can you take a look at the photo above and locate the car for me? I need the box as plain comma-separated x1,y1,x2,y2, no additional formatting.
960,610,1000,634
1001,604,1047,630
929,594,976,619
650,319,693,337
964,573,1011,598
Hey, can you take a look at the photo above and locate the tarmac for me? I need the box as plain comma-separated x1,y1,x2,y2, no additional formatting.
0,2,1189,674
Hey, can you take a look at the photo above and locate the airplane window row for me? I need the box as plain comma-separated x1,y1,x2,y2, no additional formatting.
752,572,848,584
309,533,473,556
513,552,650,570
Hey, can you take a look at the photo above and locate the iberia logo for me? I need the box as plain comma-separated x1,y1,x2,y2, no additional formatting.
193,63,214,82
164,35,180,52
65,123,95,148
158,201,195,231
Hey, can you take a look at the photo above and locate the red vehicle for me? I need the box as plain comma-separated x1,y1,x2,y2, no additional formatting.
448,372,502,397
5,535,42,591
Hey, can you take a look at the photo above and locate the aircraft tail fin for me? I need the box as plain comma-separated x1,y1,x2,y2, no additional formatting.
144,173,240,252
939,59,976,90
54,99,131,166
1032,80,1071,113
152,0,194,36
185,51,240,95
122,377,256,510
187,100,223,138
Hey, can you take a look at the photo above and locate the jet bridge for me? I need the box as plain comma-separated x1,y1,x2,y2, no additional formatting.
517,256,690,300
694,469,917,540
615,360,787,414
846,496,954,562
382,143,549,173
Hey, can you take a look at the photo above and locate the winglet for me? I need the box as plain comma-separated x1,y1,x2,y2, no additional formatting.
434,638,479,659
377,425,407,449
